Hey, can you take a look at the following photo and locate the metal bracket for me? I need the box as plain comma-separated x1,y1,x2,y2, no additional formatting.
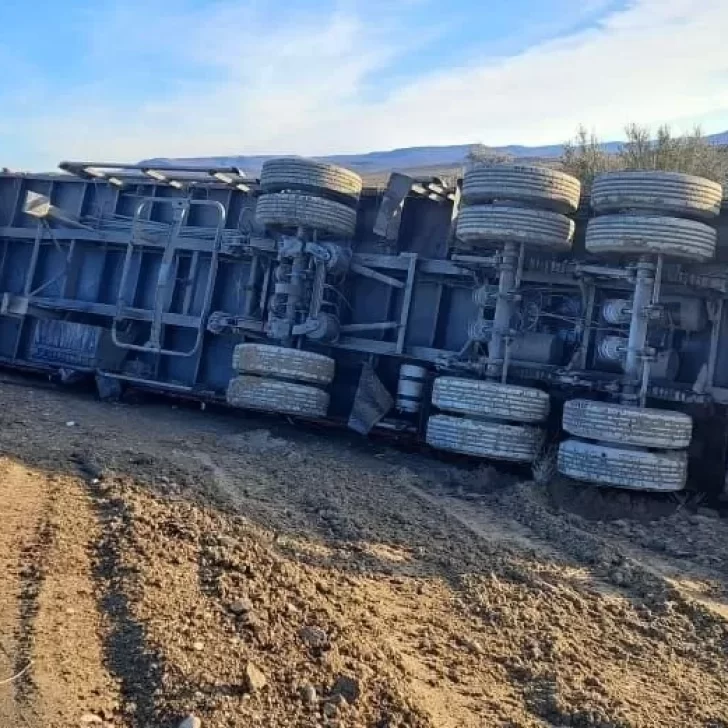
206,311,265,335
373,173,414,241
1,293,29,317
112,197,225,356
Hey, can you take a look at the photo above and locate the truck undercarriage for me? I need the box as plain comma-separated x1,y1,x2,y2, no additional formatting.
0,158,726,494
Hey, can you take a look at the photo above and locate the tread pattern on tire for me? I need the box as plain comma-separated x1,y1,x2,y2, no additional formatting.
426,414,544,463
557,439,688,491
562,399,692,450
586,214,717,261
227,376,329,418
462,164,581,214
255,192,357,237
232,344,335,385
432,377,549,423
591,171,723,218
456,205,575,250
260,157,363,199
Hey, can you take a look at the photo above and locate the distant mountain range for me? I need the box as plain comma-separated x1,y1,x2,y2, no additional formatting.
142,130,728,176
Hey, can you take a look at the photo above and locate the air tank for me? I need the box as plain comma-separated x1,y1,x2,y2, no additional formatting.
396,364,427,413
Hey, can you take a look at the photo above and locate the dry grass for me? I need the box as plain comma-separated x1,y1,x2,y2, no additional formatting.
531,444,558,486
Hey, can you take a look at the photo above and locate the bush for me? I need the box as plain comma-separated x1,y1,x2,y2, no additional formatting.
561,123,728,186
465,143,514,169
620,124,727,181
561,126,617,186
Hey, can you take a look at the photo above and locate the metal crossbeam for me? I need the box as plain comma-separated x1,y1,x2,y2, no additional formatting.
59,161,251,192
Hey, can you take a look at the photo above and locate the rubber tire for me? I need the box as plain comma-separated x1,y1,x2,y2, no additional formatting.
260,157,363,200
586,214,716,261
557,439,688,492
462,164,581,214
426,414,544,463
432,377,549,423
456,205,575,251
232,344,335,385
227,376,329,418
563,400,692,450
255,192,357,237
591,171,723,219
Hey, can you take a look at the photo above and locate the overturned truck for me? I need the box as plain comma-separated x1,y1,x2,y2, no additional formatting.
0,157,726,493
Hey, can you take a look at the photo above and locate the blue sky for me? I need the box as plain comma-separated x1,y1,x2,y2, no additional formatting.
0,0,726,170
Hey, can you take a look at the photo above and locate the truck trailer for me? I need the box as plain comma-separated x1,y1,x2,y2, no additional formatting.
0,157,726,494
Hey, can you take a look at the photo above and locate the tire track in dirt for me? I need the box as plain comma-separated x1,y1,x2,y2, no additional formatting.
33,473,122,727
426,475,728,627
0,459,48,727
86,476,166,727
579,528,728,620
0,457,123,727
13,485,54,711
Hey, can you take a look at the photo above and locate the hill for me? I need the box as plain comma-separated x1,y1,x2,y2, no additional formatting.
141,131,728,177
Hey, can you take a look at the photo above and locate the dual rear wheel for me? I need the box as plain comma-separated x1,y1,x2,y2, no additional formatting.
227,354,552,467
558,400,692,492
226,344,334,419
426,378,549,464
558,170,717,491
585,170,721,262
456,164,580,252
254,157,362,238
225,350,693,491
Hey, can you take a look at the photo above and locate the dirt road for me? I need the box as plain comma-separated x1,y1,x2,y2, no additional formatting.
0,374,727,727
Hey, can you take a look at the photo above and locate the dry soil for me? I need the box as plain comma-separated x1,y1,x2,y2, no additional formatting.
0,374,727,728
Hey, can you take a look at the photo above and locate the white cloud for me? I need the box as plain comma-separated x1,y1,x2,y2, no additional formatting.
1,0,727,169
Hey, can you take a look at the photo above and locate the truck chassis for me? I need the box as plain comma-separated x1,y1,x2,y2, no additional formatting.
0,158,726,494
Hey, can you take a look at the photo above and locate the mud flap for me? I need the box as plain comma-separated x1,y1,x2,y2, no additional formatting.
348,363,393,435
373,173,413,241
